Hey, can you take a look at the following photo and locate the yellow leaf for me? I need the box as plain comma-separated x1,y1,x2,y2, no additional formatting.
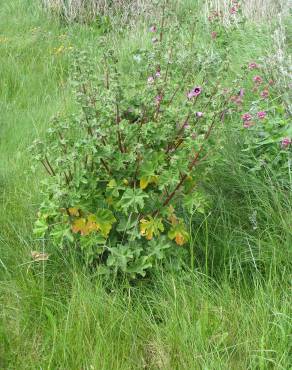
140,176,158,190
175,233,185,246
68,207,80,217
140,177,150,190
86,214,100,233
107,179,117,188
72,218,89,235
168,220,189,246
140,217,164,240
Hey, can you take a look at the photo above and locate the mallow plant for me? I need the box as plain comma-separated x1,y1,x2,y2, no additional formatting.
234,61,292,184
30,12,233,277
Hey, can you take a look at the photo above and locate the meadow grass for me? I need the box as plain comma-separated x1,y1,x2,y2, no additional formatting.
0,0,291,369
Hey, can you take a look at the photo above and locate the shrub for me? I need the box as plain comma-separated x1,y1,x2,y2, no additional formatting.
30,7,237,277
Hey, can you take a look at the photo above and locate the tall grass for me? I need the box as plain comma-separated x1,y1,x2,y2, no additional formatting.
205,0,291,24
41,0,155,24
0,0,291,368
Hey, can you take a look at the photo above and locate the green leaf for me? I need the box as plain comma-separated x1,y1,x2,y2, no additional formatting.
33,218,48,237
118,188,148,213
147,238,172,260
95,209,116,237
107,245,135,272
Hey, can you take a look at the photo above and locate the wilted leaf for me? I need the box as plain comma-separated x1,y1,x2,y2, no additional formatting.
168,220,189,246
140,216,164,240
167,205,178,225
31,251,49,261
68,207,80,216
72,218,88,235
86,214,100,233
71,210,116,237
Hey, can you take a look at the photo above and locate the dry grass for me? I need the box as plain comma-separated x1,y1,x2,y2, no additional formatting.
41,0,155,24
205,0,291,25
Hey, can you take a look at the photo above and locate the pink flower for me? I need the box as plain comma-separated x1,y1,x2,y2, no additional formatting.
155,71,161,78
242,113,252,122
187,86,202,99
260,89,269,98
281,137,292,148
147,76,154,84
196,112,203,118
229,6,237,14
211,31,217,39
243,121,253,128
253,75,263,84
149,25,157,33
257,111,266,119
231,95,243,106
248,62,259,70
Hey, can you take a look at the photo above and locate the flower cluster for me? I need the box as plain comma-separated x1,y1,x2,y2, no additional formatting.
208,10,222,22
248,64,271,99
229,0,240,15
241,111,267,128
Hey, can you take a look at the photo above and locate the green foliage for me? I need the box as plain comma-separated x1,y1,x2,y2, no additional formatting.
233,63,291,183
30,8,237,277
1,0,292,368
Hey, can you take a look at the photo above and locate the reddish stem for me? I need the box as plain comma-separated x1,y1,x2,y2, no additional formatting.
156,112,218,213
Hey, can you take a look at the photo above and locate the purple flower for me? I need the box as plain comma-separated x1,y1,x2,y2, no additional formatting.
257,111,266,119
281,137,292,148
196,112,203,118
192,86,202,96
187,86,202,99
155,71,161,78
242,113,252,122
147,76,154,84
239,88,245,97
155,95,163,105
149,25,157,33
260,89,269,98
